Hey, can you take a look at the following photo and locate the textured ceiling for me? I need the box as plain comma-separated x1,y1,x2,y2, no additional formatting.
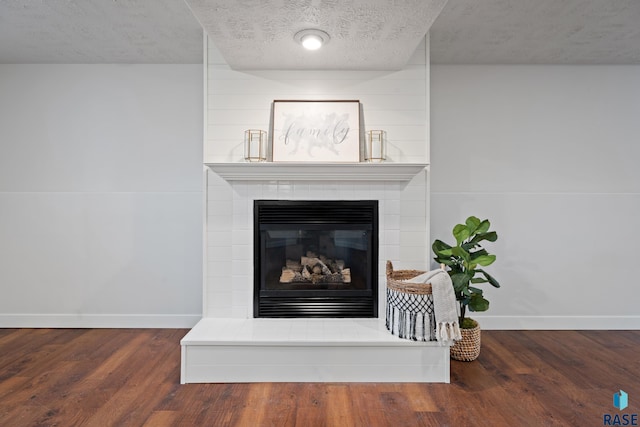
185,0,448,70
1,0,640,66
430,0,640,64
0,0,202,63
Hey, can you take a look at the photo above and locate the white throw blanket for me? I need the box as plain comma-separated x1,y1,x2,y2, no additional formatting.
407,269,462,345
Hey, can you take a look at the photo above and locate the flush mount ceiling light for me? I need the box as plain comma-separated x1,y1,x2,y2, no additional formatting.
294,29,330,51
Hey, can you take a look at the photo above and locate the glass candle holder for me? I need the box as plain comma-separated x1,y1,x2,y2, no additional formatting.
244,129,267,162
365,130,386,162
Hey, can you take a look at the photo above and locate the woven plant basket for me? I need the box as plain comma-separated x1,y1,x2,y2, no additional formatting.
385,260,432,295
450,319,481,361
385,261,435,341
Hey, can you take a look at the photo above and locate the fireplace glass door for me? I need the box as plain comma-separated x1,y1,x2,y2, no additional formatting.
254,200,378,318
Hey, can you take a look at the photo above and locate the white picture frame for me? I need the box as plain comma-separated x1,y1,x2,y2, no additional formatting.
271,100,361,163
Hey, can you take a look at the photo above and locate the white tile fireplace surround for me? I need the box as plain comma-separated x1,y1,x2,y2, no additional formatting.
181,163,453,383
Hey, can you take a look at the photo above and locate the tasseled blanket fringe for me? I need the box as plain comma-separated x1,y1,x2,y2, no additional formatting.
385,289,436,342
436,321,462,344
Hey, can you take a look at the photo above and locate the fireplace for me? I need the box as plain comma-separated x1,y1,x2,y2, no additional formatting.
254,200,378,318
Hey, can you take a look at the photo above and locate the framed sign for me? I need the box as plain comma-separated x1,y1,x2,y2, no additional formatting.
271,100,360,162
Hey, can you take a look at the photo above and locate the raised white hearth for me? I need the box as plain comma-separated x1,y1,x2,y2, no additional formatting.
181,318,451,383
181,162,447,383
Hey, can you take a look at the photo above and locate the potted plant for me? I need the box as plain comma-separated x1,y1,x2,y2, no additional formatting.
432,215,500,361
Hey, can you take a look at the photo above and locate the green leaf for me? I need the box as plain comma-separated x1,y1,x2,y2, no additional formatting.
479,231,498,242
468,293,490,312
470,277,488,284
465,216,481,234
469,231,498,245
476,219,490,234
433,249,453,259
468,286,483,294
453,224,471,245
478,269,500,288
461,241,479,252
432,240,453,258
450,246,471,263
432,239,451,252
472,254,496,267
450,272,471,293
448,265,464,275
469,248,488,258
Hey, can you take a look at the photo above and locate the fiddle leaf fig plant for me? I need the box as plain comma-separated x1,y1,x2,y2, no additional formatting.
432,216,500,327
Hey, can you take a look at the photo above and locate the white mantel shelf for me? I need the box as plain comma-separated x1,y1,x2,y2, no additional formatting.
206,162,428,182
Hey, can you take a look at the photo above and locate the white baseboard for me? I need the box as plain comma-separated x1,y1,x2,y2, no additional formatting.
472,315,640,330
2,314,639,330
0,314,202,329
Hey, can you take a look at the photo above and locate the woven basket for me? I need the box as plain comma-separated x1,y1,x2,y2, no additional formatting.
385,261,435,341
385,261,432,295
450,320,481,361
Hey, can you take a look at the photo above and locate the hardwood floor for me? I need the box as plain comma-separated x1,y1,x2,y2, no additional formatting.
0,328,638,426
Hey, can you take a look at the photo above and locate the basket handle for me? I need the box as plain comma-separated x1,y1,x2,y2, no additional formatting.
386,260,393,277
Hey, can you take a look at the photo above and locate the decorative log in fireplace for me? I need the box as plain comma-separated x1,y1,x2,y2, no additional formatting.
279,252,351,284
254,200,378,318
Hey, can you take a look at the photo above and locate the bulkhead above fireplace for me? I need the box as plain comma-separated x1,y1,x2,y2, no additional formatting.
253,200,378,318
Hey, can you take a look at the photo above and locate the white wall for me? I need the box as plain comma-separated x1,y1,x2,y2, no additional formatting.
0,64,203,327
3,61,634,329
431,65,640,329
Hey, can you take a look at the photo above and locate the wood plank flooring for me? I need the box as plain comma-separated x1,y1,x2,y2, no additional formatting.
1,328,638,426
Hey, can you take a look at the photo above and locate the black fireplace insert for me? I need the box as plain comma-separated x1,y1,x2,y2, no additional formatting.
254,200,378,318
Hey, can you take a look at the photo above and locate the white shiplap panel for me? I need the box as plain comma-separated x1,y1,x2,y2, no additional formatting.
206,36,428,163
206,125,426,143
208,94,426,112
208,105,425,129
388,140,428,158
208,67,425,82
208,72,426,96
